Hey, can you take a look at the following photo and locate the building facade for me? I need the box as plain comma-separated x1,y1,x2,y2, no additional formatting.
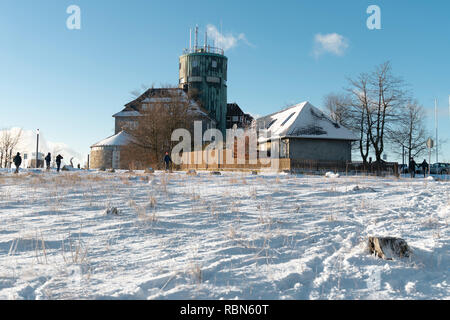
257,101,357,162
90,131,135,169
179,43,228,136
226,103,254,129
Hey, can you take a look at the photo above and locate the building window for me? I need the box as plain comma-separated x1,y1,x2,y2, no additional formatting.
232,116,239,122
280,112,295,127
267,119,277,129
212,60,217,68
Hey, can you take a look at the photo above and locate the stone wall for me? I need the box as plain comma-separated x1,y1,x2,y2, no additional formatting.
90,147,113,169
288,138,352,162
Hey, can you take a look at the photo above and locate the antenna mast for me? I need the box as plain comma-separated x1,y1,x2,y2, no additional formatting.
189,28,192,51
195,25,198,50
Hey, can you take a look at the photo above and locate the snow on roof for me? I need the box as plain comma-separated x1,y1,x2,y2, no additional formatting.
113,101,214,122
112,110,141,118
91,131,135,148
257,101,358,142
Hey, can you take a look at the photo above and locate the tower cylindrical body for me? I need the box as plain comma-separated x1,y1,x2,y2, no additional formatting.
179,51,228,135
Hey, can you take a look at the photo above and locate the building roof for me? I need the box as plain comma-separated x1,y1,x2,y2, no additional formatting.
227,103,254,120
112,110,141,118
124,88,187,109
113,87,215,122
257,101,358,142
91,131,135,148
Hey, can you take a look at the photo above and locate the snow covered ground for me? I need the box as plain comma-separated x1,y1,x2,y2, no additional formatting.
0,169,448,300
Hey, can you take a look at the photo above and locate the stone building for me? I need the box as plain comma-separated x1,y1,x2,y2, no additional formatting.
226,103,254,129
90,27,255,170
256,101,358,162
112,87,216,135
90,131,135,169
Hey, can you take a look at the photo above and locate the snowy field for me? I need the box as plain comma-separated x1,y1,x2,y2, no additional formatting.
0,169,448,300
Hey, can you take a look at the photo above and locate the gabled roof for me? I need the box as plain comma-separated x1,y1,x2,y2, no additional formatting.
125,88,187,109
257,101,358,142
112,110,141,118
91,131,135,148
227,103,254,120
113,87,215,122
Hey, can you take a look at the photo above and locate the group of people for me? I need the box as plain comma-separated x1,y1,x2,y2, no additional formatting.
408,157,429,178
12,152,64,174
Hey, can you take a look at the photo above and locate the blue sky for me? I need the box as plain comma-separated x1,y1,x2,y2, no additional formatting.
0,0,449,162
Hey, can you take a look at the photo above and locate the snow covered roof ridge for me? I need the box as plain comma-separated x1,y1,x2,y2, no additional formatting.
257,101,358,141
91,131,135,148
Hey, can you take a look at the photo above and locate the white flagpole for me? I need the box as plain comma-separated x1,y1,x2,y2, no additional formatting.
435,98,438,163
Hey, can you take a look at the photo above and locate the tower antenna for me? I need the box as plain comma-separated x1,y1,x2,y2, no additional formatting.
195,25,198,50
189,28,192,51
205,29,208,51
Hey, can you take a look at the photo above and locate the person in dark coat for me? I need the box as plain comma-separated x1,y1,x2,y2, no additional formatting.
420,159,429,177
164,152,172,171
13,152,22,174
45,153,51,170
409,157,417,178
56,154,63,172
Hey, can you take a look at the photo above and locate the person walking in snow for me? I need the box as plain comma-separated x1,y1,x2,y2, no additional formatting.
13,152,22,174
164,152,172,171
56,154,63,172
420,159,429,178
409,157,417,178
45,152,51,170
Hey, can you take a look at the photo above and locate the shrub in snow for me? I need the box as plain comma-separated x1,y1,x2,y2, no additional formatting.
210,171,221,175
251,171,258,175
325,172,340,178
145,168,155,174
368,237,410,260
187,169,197,176
105,207,119,216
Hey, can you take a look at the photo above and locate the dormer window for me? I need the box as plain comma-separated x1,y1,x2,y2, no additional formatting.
280,112,295,127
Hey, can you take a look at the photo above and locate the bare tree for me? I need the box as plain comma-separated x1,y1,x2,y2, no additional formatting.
342,62,407,169
326,62,409,171
0,129,23,168
366,62,407,164
388,100,428,162
126,86,200,168
324,91,371,164
345,72,373,166
323,93,353,127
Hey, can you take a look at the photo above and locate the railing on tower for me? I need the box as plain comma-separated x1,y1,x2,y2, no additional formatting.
183,46,224,56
